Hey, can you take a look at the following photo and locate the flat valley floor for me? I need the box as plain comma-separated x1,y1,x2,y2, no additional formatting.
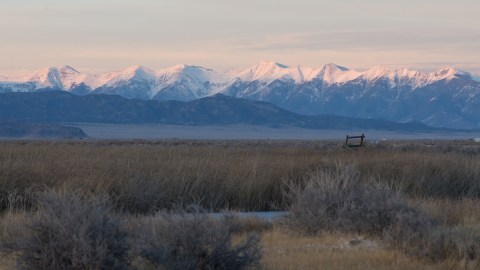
73,123,479,140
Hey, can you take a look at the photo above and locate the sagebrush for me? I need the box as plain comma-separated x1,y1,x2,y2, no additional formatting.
133,206,262,270
1,191,132,270
287,163,480,265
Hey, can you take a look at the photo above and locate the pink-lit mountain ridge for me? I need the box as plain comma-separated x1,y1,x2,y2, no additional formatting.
1,61,479,129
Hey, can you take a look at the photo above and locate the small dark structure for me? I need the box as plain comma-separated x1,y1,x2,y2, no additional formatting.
345,133,365,148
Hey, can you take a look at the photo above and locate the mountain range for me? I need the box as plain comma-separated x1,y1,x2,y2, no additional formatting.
0,91,435,132
1,61,479,129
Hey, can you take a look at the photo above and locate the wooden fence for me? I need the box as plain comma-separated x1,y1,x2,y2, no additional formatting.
345,133,365,148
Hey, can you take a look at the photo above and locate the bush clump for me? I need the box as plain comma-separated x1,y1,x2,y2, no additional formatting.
4,191,133,270
286,163,480,265
135,206,262,270
0,193,262,270
287,163,428,235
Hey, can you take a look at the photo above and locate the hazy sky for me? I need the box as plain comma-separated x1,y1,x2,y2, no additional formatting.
1,0,479,73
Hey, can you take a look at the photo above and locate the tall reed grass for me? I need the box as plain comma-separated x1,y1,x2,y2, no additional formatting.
0,140,478,213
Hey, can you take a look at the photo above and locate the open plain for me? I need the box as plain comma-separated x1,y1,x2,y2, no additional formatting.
0,139,479,269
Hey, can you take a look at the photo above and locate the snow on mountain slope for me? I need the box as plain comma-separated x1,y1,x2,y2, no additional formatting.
0,66,84,92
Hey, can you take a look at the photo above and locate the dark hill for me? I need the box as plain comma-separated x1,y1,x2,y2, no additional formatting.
0,91,438,131
0,122,87,139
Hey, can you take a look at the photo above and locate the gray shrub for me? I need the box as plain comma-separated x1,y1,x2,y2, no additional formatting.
13,191,132,270
136,206,262,270
287,163,480,265
287,163,416,235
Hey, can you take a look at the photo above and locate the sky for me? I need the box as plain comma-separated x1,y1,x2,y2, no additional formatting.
1,0,479,74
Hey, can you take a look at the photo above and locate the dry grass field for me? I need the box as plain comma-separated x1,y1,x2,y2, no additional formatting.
0,139,479,212
0,139,479,269
261,229,453,270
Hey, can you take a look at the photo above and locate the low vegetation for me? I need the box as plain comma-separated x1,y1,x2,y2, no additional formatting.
132,207,261,270
0,139,479,269
287,163,480,266
0,192,262,270
0,140,479,213
2,191,131,270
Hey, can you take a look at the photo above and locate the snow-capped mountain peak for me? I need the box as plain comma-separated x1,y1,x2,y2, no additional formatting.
9,65,93,90
422,66,477,84
158,64,230,84
60,65,80,74
169,64,189,72
324,63,349,72
57,66,82,89
238,60,306,83
20,66,77,89
255,60,289,69
363,65,390,81
432,66,459,80
437,66,479,81
306,63,361,84
101,65,156,87
122,65,155,78
396,67,418,77
239,61,288,79
152,64,233,99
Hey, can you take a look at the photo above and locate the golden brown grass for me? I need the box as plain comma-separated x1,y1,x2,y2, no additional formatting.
0,140,479,212
0,210,28,270
261,229,470,270
411,198,480,227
